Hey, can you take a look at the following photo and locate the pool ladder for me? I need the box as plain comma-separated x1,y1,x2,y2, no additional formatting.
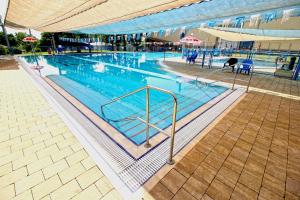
100,85,178,165
195,63,255,92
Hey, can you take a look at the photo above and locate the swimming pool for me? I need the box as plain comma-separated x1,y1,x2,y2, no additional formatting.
21,52,228,146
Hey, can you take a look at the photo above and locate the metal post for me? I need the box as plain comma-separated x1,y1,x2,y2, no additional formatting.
28,29,40,67
0,17,13,55
232,66,239,90
167,98,177,165
52,34,56,54
144,87,151,148
164,44,166,61
201,50,206,68
292,56,300,80
246,65,254,92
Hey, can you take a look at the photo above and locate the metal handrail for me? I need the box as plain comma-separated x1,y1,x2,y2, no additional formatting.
100,85,178,165
195,63,254,92
232,64,255,92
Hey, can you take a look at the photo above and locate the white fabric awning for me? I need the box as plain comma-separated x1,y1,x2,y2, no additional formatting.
5,0,300,34
198,28,300,41
5,0,201,32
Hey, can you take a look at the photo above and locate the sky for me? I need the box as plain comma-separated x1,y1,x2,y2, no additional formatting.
5,27,42,39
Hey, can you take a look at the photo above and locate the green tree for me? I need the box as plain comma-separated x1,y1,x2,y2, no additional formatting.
7,34,17,47
15,32,27,45
0,32,6,45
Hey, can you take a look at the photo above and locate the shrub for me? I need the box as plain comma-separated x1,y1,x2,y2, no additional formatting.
12,47,23,54
0,45,8,55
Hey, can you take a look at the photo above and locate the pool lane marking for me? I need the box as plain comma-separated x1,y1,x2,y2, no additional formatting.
68,55,184,81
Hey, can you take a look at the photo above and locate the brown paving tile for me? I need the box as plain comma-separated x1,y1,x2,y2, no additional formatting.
206,178,233,200
193,162,218,185
161,169,187,194
216,166,239,189
255,134,272,147
238,169,263,193
244,157,265,177
217,136,236,150
201,194,214,200
183,176,208,200
174,157,198,178
287,165,300,181
208,129,225,139
239,131,257,144
195,142,214,155
229,146,250,163
203,134,221,147
214,123,231,133
285,177,300,197
249,146,269,166
213,144,231,157
262,173,286,198
226,130,242,140
223,156,245,174
268,152,287,166
228,125,245,136
149,182,174,200
172,188,197,200
265,162,286,182
204,151,226,170
284,192,300,200
258,187,284,200
185,148,207,165
231,183,258,200
235,140,252,152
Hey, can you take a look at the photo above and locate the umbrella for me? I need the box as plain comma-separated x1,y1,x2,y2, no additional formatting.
22,36,38,43
22,36,43,70
180,35,202,46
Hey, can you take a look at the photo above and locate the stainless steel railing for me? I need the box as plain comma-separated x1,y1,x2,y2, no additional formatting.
232,64,255,92
100,85,178,165
195,64,255,92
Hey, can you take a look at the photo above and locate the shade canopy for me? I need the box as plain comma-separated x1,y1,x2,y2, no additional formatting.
4,0,201,31
75,0,300,34
213,27,300,38
3,0,300,40
199,28,300,41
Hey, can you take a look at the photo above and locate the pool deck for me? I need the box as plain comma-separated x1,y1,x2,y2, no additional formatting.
148,60,300,199
0,57,122,200
0,55,299,200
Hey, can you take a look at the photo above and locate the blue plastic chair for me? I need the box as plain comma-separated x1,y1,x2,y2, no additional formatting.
186,52,198,64
237,59,253,75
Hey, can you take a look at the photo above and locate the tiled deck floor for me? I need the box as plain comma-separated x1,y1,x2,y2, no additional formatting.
149,61,300,200
0,57,122,200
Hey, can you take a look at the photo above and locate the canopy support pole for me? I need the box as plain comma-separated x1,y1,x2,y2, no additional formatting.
0,17,13,55
29,29,40,67
52,34,56,54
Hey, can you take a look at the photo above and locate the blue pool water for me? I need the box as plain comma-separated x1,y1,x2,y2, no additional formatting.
21,52,228,145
